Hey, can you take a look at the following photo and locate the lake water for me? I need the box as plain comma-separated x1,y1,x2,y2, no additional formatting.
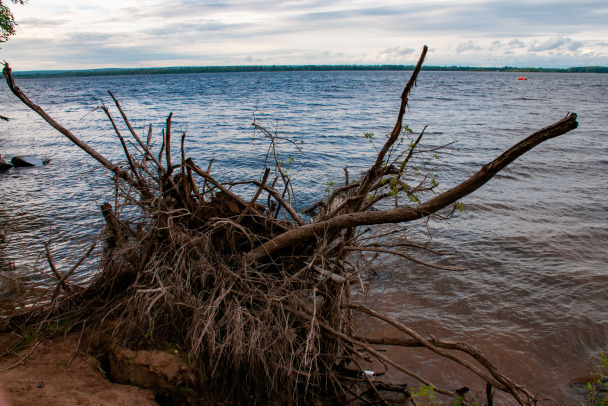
1,70,607,403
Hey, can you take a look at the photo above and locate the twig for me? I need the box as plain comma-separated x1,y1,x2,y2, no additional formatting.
343,245,465,271
101,103,142,183
44,242,68,291
251,180,305,226
51,242,97,301
107,91,166,175
282,304,454,397
67,321,87,368
186,158,268,221
355,46,428,203
0,341,40,372
181,131,186,175
236,168,271,225
165,112,173,176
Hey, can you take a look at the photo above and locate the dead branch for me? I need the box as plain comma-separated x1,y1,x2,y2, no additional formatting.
247,112,577,261
51,242,97,301
348,303,534,404
44,242,68,292
2,63,135,185
0,341,40,372
343,245,465,271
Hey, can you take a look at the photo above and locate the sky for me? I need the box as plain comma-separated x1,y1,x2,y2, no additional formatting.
2,0,607,70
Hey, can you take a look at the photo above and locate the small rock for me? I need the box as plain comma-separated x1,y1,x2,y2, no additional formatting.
11,156,45,167
0,155,12,170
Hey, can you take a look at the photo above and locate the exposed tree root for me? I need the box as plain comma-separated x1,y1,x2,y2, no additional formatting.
2,46,578,405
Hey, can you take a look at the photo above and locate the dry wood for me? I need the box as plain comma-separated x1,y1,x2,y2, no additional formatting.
2,63,135,185
51,242,97,301
0,341,40,372
100,203,124,247
348,303,535,404
247,112,577,261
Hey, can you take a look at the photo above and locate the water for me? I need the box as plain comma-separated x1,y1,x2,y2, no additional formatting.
1,70,607,402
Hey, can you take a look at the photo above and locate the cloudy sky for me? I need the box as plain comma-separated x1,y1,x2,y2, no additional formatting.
2,0,607,70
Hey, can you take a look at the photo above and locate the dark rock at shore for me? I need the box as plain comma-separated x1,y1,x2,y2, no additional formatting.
0,157,12,170
10,156,49,168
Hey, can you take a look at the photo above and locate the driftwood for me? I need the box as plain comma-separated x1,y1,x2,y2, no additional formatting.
2,46,578,405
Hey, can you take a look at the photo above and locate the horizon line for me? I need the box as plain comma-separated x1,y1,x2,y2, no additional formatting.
13,64,608,78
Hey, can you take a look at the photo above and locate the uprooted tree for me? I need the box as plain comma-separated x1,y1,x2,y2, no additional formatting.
2,46,578,405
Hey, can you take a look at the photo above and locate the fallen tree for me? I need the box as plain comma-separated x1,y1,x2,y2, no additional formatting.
2,46,578,405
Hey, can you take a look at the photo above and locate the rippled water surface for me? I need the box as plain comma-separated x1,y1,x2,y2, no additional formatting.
1,70,606,402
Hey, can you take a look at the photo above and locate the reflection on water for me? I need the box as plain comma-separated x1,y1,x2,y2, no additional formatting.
0,70,606,402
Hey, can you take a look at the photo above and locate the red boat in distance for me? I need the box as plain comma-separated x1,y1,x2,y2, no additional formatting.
518,76,527,80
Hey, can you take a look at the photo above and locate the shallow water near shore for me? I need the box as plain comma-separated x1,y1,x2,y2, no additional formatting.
0,70,607,403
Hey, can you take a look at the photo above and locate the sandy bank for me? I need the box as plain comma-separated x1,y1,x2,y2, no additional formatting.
0,332,159,406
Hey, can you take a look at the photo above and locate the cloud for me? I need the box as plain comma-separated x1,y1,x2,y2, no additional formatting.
18,18,68,27
489,40,503,51
528,36,585,53
508,39,526,49
488,38,528,53
568,41,584,51
456,41,481,53
378,46,415,61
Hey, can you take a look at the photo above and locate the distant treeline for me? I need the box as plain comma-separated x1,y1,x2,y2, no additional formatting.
13,64,608,78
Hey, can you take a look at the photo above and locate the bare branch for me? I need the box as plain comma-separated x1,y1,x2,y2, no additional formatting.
247,112,578,261
2,63,135,185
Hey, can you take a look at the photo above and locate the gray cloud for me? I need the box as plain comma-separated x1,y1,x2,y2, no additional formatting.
146,20,241,36
379,46,415,60
488,38,529,53
19,18,69,27
508,39,526,48
528,36,584,53
568,41,584,51
456,41,482,53
6,37,195,67
490,40,503,51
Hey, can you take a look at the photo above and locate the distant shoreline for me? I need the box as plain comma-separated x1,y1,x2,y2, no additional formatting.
13,64,608,79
